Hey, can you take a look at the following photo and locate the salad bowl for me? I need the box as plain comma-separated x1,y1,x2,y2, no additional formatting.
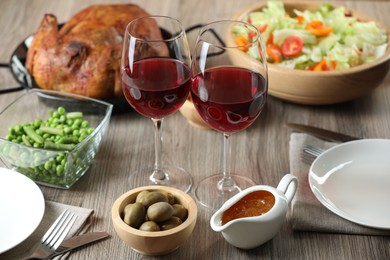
228,1,390,105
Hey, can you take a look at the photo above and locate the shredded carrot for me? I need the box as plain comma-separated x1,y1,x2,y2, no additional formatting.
305,20,333,36
296,16,304,24
258,24,268,33
235,35,250,52
266,33,274,46
310,60,336,71
248,31,257,39
266,44,282,63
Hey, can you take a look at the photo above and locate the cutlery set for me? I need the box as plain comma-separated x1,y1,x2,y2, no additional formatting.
24,210,109,259
287,122,361,163
286,123,361,142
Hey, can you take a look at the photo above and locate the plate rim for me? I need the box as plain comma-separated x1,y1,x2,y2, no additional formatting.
0,167,45,253
308,138,390,230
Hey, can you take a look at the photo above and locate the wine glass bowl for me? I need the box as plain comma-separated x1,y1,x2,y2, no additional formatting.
191,20,268,210
121,16,192,192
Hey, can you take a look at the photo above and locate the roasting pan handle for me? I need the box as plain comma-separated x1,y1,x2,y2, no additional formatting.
185,23,225,58
0,62,26,94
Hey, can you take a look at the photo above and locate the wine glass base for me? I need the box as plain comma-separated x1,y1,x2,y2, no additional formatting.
129,165,192,193
194,174,256,211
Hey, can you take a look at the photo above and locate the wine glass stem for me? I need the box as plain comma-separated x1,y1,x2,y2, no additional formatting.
218,133,236,192
151,118,167,182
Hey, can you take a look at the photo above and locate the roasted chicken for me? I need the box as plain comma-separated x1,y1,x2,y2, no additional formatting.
26,4,165,99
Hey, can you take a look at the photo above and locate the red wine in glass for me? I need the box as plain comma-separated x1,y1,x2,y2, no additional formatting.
191,67,267,133
122,57,191,118
191,20,268,209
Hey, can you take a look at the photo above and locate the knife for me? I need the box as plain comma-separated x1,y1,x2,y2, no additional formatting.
286,123,361,142
49,231,110,258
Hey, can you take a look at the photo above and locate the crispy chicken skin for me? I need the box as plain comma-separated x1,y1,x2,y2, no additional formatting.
26,4,166,99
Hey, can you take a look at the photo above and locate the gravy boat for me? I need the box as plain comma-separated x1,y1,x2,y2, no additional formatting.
210,174,297,249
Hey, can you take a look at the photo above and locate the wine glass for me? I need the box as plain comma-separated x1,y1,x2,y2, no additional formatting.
191,20,268,210
121,16,192,192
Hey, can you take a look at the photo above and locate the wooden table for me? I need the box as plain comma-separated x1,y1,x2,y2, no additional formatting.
0,0,389,259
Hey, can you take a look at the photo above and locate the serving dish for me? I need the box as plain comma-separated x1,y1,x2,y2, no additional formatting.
4,30,130,113
229,1,390,105
0,89,113,189
0,167,45,253
111,185,197,256
309,139,390,229
6,23,205,113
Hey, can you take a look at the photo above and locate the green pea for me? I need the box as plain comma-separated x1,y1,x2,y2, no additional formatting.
52,111,60,118
81,120,89,128
72,129,80,136
8,128,16,135
44,161,52,170
66,119,74,125
14,125,22,133
63,127,72,135
56,165,64,176
57,107,66,115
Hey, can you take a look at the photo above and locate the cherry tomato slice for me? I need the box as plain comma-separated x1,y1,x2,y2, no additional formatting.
281,36,303,58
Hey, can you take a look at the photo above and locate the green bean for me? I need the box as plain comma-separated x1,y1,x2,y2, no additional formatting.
23,125,44,144
40,126,64,136
44,141,75,151
66,112,83,119
22,135,32,146
58,136,78,144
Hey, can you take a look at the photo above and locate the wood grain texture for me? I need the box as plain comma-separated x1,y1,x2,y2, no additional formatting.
0,0,389,259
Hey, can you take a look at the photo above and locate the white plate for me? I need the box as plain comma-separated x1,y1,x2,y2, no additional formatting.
309,139,390,229
0,168,45,253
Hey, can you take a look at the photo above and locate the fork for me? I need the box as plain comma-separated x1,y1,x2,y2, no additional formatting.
301,144,325,164
23,209,77,259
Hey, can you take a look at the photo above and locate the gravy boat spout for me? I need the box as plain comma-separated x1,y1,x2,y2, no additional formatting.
210,174,297,249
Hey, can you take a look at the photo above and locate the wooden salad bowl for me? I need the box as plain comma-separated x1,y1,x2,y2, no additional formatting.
227,1,390,105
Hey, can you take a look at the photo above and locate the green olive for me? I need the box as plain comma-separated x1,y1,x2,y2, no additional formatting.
123,203,134,215
172,204,188,222
147,202,174,222
139,221,161,232
160,217,182,230
123,202,146,228
135,190,150,203
160,191,175,205
137,191,168,207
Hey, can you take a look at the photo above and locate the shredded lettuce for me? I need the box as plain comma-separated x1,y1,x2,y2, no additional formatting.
234,1,388,71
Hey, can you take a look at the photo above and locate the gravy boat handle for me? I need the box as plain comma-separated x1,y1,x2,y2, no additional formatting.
276,174,298,204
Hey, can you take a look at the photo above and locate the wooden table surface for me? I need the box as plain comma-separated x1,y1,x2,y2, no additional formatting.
0,0,390,259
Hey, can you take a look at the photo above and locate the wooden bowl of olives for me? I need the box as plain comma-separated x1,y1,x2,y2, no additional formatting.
111,186,197,256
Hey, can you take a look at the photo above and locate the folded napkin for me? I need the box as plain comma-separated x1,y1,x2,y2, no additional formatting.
0,201,94,260
288,133,390,236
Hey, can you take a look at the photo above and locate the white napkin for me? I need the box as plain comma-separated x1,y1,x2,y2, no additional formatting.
0,201,94,260
288,133,390,236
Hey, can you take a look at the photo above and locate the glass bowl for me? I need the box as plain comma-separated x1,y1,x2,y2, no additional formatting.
0,89,113,189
